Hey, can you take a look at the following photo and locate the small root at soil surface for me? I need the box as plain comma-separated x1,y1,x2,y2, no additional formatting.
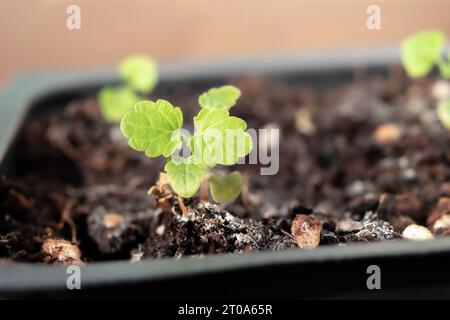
57,200,77,244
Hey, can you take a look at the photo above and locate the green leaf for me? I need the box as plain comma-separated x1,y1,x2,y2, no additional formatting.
198,85,241,110
98,86,140,123
189,108,253,167
438,59,450,79
165,157,207,198
209,171,243,203
437,99,450,130
119,55,158,94
401,30,446,78
120,99,183,158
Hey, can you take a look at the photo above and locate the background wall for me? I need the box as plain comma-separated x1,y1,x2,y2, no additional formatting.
1,0,450,85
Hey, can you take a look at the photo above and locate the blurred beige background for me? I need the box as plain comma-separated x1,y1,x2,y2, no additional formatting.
1,0,450,85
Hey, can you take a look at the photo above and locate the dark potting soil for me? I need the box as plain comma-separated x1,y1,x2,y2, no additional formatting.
1,65,450,264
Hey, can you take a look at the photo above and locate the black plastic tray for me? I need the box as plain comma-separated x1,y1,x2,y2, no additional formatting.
1,48,450,299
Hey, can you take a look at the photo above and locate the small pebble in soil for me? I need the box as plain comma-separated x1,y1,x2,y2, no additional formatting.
155,224,166,236
103,212,124,229
433,214,450,233
295,108,316,136
42,238,84,266
428,197,450,233
431,80,450,100
374,123,402,144
345,181,375,198
402,224,434,241
336,219,363,233
291,214,322,250
401,168,418,183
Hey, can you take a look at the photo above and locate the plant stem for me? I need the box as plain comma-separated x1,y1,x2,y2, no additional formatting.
199,180,209,201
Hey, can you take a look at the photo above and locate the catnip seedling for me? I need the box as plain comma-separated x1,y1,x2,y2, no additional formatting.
401,30,450,129
98,55,158,123
120,85,253,203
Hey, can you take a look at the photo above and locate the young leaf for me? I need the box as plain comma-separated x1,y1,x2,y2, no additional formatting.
98,86,140,123
438,59,450,79
165,157,207,198
209,171,243,203
119,55,158,94
437,99,450,130
401,30,446,78
120,99,183,158
198,85,241,110
189,108,253,167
